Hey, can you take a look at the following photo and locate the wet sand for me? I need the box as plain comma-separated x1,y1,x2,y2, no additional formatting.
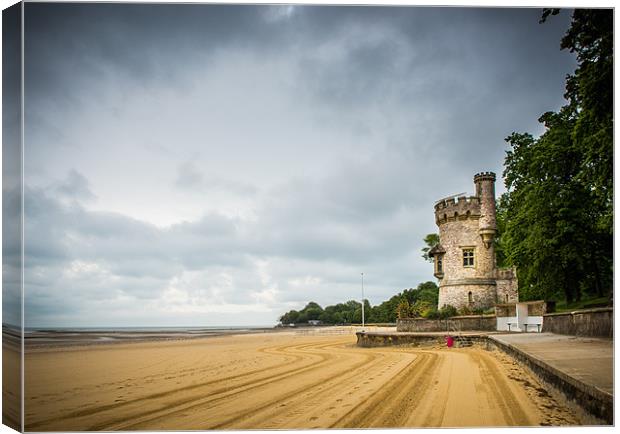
24,329,580,430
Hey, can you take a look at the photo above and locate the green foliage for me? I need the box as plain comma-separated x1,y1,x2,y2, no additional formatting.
421,233,440,263
500,10,613,303
494,196,508,268
396,299,411,320
422,308,439,320
279,302,324,324
410,300,435,318
438,305,458,319
279,282,439,325
554,295,612,313
457,305,473,316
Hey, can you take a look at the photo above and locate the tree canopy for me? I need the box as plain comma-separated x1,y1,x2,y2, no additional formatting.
278,281,439,325
500,9,612,303
421,233,440,263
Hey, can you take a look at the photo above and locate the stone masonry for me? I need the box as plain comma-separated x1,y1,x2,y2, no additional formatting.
429,172,518,310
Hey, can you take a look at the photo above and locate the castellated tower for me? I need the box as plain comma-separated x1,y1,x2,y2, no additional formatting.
429,172,518,310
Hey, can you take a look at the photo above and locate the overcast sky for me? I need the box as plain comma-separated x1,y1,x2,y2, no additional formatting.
17,3,577,327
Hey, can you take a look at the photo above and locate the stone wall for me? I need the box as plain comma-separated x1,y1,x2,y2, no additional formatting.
495,267,519,304
527,302,546,316
439,282,496,310
542,308,613,338
396,315,496,332
356,331,490,348
495,304,516,317
436,206,495,310
438,218,483,282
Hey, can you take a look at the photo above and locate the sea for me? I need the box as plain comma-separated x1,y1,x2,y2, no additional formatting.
16,325,279,348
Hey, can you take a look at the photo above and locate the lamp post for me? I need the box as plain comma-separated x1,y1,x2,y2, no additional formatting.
361,272,365,330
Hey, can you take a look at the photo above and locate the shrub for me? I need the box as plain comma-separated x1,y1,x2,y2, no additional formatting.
411,300,434,318
396,299,411,319
438,304,458,319
422,308,439,319
458,306,473,316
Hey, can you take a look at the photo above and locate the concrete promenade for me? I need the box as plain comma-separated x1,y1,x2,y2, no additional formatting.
489,333,613,395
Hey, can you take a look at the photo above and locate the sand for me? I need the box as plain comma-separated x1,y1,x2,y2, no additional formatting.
23,329,580,430
2,340,21,430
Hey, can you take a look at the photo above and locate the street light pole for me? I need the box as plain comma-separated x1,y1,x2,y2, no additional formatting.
361,272,365,329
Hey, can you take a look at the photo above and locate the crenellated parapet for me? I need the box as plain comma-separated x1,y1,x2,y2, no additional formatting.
495,267,517,280
434,195,481,225
473,171,496,183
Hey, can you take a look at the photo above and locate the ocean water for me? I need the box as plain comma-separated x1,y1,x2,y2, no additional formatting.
21,325,277,348
24,325,272,332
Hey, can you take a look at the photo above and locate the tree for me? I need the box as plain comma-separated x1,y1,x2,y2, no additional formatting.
415,281,439,306
278,282,438,325
302,302,324,321
501,9,613,303
494,196,509,268
421,233,440,263
279,310,299,324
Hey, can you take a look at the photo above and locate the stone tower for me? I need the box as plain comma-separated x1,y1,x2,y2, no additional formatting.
429,172,518,310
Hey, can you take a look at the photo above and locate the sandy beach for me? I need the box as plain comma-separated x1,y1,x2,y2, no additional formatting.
23,328,579,430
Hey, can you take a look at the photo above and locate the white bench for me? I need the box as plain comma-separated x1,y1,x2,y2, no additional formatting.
524,323,541,332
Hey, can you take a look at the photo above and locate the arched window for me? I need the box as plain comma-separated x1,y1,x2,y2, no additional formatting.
468,291,473,304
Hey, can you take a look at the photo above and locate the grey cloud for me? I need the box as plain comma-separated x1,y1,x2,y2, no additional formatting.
53,169,96,202
291,7,576,177
23,168,430,326
174,161,257,196
175,161,204,190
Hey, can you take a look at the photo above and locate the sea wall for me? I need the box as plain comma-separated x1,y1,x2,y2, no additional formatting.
542,308,613,338
396,315,496,332
356,332,489,348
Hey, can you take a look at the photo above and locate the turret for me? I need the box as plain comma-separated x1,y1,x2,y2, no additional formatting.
474,172,496,248
430,171,513,311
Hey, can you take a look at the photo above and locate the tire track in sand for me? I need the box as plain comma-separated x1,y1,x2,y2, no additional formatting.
88,338,360,430
117,338,379,430
469,349,534,425
331,350,440,428
403,348,537,427
26,340,332,431
210,345,417,429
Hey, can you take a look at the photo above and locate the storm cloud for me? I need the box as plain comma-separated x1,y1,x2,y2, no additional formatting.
20,4,576,327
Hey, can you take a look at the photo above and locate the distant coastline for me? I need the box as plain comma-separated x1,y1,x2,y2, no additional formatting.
17,325,281,350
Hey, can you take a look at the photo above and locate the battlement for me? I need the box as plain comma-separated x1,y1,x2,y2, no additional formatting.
434,195,481,225
495,267,517,280
474,171,496,183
